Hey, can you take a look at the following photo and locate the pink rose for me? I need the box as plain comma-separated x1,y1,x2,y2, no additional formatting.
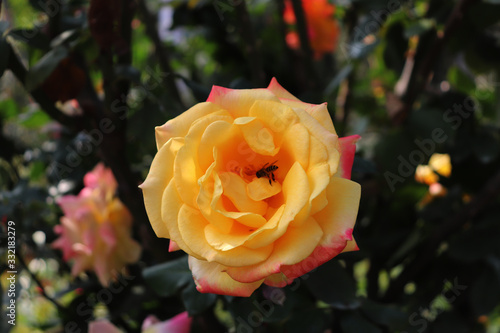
52,163,141,286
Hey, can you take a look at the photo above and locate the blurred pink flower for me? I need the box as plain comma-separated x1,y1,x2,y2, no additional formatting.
89,320,123,333
142,312,193,333
89,312,192,333
52,163,141,286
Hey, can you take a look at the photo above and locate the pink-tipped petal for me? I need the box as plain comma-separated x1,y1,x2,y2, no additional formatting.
89,320,122,333
275,177,360,282
337,135,360,179
206,85,279,118
168,240,181,252
266,77,300,101
206,85,233,103
189,256,263,297
142,312,192,333
225,217,323,284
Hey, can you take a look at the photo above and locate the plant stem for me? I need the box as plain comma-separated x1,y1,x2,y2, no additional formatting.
17,253,66,312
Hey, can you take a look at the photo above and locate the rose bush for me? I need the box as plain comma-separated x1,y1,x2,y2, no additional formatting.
140,78,361,297
52,163,141,286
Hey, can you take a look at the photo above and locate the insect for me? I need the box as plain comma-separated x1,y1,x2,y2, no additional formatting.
256,161,279,185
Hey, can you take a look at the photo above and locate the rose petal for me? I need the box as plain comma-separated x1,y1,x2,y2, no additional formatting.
178,204,273,266
337,135,360,179
140,138,183,239
207,86,280,118
283,123,309,170
234,117,279,156
189,256,263,297
292,107,340,176
247,177,282,201
197,158,234,234
161,180,199,259
267,78,300,101
169,240,181,252
220,172,267,216
248,100,298,138
277,177,361,281
197,120,234,171
304,103,336,135
205,205,285,251
306,163,330,215
225,217,323,284
155,102,221,150
242,162,310,249
174,111,233,206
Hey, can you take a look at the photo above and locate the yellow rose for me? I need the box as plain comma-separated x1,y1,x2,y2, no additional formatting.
415,153,452,186
140,78,361,296
428,153,451,178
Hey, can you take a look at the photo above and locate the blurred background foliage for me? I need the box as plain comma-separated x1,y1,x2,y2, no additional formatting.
1,0,500,332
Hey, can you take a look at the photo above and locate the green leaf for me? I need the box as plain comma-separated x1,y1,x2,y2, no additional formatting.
470,266,500,316
404,19,435,38
8,28,51,50
285,308,327,333
181,281,217,316
360,300,409,330
0,99,20,119
142,255,192,297
340,310,383,333
304,260,360,310
18,109,51,128
29,161,46,181
447,67,476,94
26,45,68,92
